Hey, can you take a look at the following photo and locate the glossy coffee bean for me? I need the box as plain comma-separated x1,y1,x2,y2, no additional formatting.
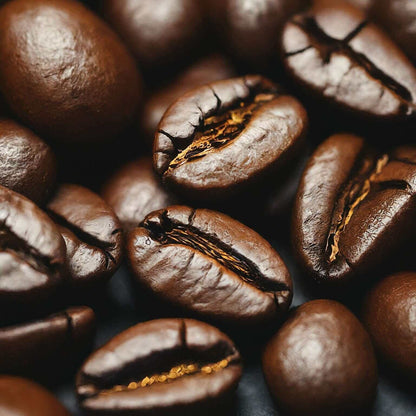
77,318,242,416
102,0,203,70
102,158,178,234
0,376,70,416
0,306,95,377
47,184,123,289
282,0,416,122
370,0,416,62
205,0,309,68
0,118,56,205
154,75,308,200
0,0,141,144
0,185,66,308
262,299,378,416
142,54,236,141
128,206,292,326
363,272,416,380
293,134,416,287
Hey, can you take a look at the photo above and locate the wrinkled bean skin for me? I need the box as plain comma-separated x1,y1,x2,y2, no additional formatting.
293,134,416,287
154,75,308,200
0,118,56,205
76,319,242,416
102,0,203,70
0,376,71,416
0,306,95,377
0,185,66,309
128,206,292,326
102,158,178,234
47,184,123,289
0,0,141,144
262,299,378,416
282,0,416,122
363,272,416,380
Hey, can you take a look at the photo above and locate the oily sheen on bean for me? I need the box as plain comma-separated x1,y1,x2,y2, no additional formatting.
76,319,242,416
128,206,292,326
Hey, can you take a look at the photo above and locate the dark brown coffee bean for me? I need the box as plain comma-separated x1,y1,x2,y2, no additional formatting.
128,206,292,326
262,299,378,416
0,0,141,144
363,271,416,380
47,184,123,289
0,118,56,205
0,185,66,308
102,158,178,234
0,376,71,416
282,0,416,121
0,306,95,377
102,0,203,70
141,54,236,141
76,318,242,416
154,75,308,200
293,133,416,286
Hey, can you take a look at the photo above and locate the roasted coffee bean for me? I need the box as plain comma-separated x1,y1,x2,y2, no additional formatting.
0,0,141,144
76,318,242,415
370,0,416,62
128,206,292,326
282,0,416,122
0,185,66,309
142,54,236,142
102,158,178,234
102,0,203,71
293,133,416,287
47,184,123,289
363,272,416,380
0,306,95,377
154,76,308,200
262,299,378,416
204,0,309,68
0,376,71,416
0,118,56,205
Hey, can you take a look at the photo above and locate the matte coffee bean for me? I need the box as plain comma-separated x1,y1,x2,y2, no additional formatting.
128,206,292,326
141,54,235,141
154,75,308,200
76,318,242,415
293,134,416,286
282,0,416,121
0,185,66,308
363,272,416,380
102,158,178,234
0,0,141,144
0,306,95,376
262,299,378,416
102,0,203,70
0,376,70,416
0,118,56,205
47,184,123,289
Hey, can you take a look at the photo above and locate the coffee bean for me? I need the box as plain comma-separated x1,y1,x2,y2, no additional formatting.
262,299,378,416
76,318,242,415
0,118,56,205
128,206,292,326
0,185,66,310
363,271,416,380
293,133,416,286
0,0,141,144
346,0,374,11
47,184,123,289
102,158,178,234
154,75,308,200
0,306,95,377
0,376,70,416
282,0,416,121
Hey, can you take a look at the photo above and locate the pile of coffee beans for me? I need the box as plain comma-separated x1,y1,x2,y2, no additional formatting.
0,0,415,415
